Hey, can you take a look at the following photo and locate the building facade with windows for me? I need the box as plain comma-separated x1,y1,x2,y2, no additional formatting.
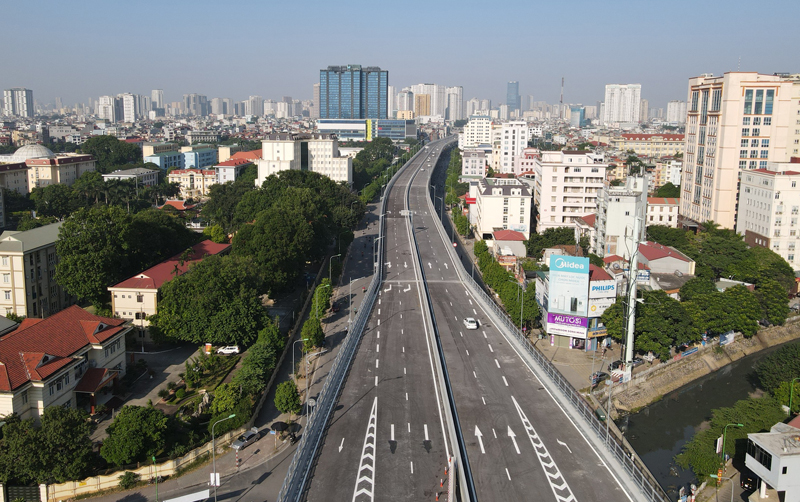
0,161,30,194
0,306,131,420
735,163,800,270
603,84,642,125
468,177,533,240
319,65,388,119
25,154,96,192
496,121,529,174
593,176,648,259
167,168,217,199
144,151,184,170
215,158,252,184
461,149,487,179
534,151,608,234
679,72,800,230
0,222,75,319
102,167,159,187
108,240,231,341
3,88,34,118
611,134,685,158
458,116,493,149
255,133,353,185
646,197,680,228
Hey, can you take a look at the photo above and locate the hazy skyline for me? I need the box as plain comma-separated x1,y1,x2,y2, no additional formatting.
3,0,798,110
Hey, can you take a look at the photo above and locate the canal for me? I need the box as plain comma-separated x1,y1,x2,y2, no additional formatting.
617,339,800,497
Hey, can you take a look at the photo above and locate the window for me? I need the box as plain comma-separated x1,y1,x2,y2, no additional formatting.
753,117,761,126
2,274,8,284
765,89,774,115
743,117,751,125
761,150,769,159
753,128,760,137
744,90,753,114
764,117,772,125
762,139,770,148
747,440,772,470
1,257,6,266
137,294,143,303
742,128,750,136
3,291,9,300
741,139,749,147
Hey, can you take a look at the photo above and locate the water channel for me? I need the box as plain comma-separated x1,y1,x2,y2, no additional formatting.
617,339,800,497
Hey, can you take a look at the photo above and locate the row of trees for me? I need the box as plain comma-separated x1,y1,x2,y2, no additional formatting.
676,343,800,480
473,240,540,329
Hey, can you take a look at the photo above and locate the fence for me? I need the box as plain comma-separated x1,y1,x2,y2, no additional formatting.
277,144,426,501
421,150,672,502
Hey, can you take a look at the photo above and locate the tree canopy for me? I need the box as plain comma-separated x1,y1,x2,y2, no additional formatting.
525,227,577,258
101,406,169,466
78,135,142,173
655,182,680,198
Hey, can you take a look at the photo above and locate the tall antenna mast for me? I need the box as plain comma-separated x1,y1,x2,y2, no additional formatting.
560,77,564,104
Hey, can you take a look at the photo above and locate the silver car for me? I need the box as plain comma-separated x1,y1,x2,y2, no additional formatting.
231,427,260,451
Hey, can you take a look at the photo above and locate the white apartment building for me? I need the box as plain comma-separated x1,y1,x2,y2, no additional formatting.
410,84,446,117
445,86,463,121
593,176,648,259
534,150,608,233
469,177,533,240
666,100,687,124
102,167,159,187
498,121,529,174
650,157,683,190
256,133,352,186
120,93,136,123
458,116,493,149
461,149,486,179
735,163,800,269
680,72,800,230
603,84,642,125
646,197,679,228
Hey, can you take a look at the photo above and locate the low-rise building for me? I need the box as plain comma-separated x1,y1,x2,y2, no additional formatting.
638,241,695,275
610,133,684,157
108,240,231,341
185,130,221,144
142,142,177,157
513,147,540,177
745,419,800,500
0,306,131,419
492,229,527,258
167,168,217,199
144,151,184,170
0,161,30,194
102,167,159,187
256,133,352,185
26,154,96,191
215,158,252,185
182,148,218,169
469,177,533,241
646,197,679,228
461,149,486,179
0,222,76,318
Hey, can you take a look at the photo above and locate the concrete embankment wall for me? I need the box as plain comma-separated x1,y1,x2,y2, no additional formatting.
599,316,800,416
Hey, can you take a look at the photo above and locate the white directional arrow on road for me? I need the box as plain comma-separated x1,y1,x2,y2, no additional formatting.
386,262,391,268
508,426,520,454
475,425,485,454
339,438,345,452
427,262,432,269
404,262,407,268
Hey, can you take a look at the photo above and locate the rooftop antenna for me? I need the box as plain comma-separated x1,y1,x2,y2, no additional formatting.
737,56,741,71
560,77,564,104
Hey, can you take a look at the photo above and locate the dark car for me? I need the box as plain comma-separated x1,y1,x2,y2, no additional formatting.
331,303,340,313
740,468,757,491
590,371,609,385
631,357,645,368
608,360,623,372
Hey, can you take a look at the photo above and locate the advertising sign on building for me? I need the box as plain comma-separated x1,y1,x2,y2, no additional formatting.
588,297,615,317
589,280,616,298
548,256,590,317
546,312,589,338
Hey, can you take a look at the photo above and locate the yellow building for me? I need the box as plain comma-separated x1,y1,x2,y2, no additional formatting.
611,133,684,158
415,94,431,116
167,168,217,199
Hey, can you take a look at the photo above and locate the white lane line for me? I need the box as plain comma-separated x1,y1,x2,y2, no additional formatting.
506,468,511,480
460,331,463,337
401,329,403,335
492,428,497,438
511,396,577,502
427,262,432,269
376,359,379,369
469,299,473,305
474,426,485,454
405,393,408,401
391,424,395,441
508,426,520,454
377,319,380,326
502,376,509,386
466,349,470,356
473,308,477,315
375,376,378,387
402,347,405,353
454,316,457,321
352,396,377,502
408,423,411,433
339,438,345,452
450,302,452,306
495,359,500,368
376,344,380,353
482,331,487,338
444,263,449,269
473,371,477,378
410,462,414,474
424,424,429,441
488,344,494,353
404,367,407,375
481,396,486,405
377,331,380,339
378,309,380,315
379,299,381,305
557,439,573,454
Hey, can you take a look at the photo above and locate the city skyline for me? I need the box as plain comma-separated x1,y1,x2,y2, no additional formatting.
2,0,798,109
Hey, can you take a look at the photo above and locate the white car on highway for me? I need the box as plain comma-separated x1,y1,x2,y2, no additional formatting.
217,345,240,355
463,318,478,330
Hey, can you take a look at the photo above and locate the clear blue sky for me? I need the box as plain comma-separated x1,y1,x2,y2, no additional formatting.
3,0,798,109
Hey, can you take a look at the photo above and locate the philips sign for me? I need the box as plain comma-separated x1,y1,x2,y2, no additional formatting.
589,279,617,299
591,285,614,292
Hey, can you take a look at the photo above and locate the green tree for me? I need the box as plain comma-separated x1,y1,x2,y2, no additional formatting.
100,406,169,466
37,406,93,483
525,227,577,258
756,278,790,326
679,277,717,302
233,342,277,395
150,255,268,345
15,214,59,231
723,285,761,337
274,380,302,415
203,224,227,243
55,205,133,306
645,225,692,250
755,343,800,393
453,212,470,236
302,318,324,351
79,135,142,173
0,416,40,484
599,298,626,341
257,319,286,354
30,183,84,218
210,383,239,415
655,182,680,198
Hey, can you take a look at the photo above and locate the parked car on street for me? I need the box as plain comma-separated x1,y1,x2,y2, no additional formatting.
608,360,623,371
631,357,645,368
463,318,478,330
590,371,609,385
231,427,260,451
217,346,240,355
740,467,757,491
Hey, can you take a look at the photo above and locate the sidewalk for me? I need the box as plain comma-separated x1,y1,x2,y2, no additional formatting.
86,202,383,502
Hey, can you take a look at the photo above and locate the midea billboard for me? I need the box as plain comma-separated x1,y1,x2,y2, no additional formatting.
548,255,590,317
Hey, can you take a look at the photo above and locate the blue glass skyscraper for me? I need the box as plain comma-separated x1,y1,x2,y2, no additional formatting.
506,81,520,112
319,65,388,119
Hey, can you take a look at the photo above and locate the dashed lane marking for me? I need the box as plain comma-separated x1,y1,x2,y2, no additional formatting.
495,359,500,368
503,376,509,387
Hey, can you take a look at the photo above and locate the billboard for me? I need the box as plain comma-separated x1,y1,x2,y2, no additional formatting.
588,297,615,317
546,312,589,338
548,256,590,317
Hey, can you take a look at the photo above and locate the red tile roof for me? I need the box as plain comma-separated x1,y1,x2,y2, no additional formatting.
231,149,262,161
74,367,118,393
577,214,596,226
603,254,624,263
0,306,127,391
589,264,613,281
647,197,679,205
110,240,231,291
216,158,252,167
493,229,526,242
639,241,690,263
160,200,196,211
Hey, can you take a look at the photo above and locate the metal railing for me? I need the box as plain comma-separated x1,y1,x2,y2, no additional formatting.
277,145,426,501
422,144,671,502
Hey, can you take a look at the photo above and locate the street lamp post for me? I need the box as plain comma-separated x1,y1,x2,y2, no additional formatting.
789,377,800,415
329,254,341,284
709,474,734,502
722,423,744,473
373,235,385,273
508,280,524,332
152,456,158,502
211,413,236,502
